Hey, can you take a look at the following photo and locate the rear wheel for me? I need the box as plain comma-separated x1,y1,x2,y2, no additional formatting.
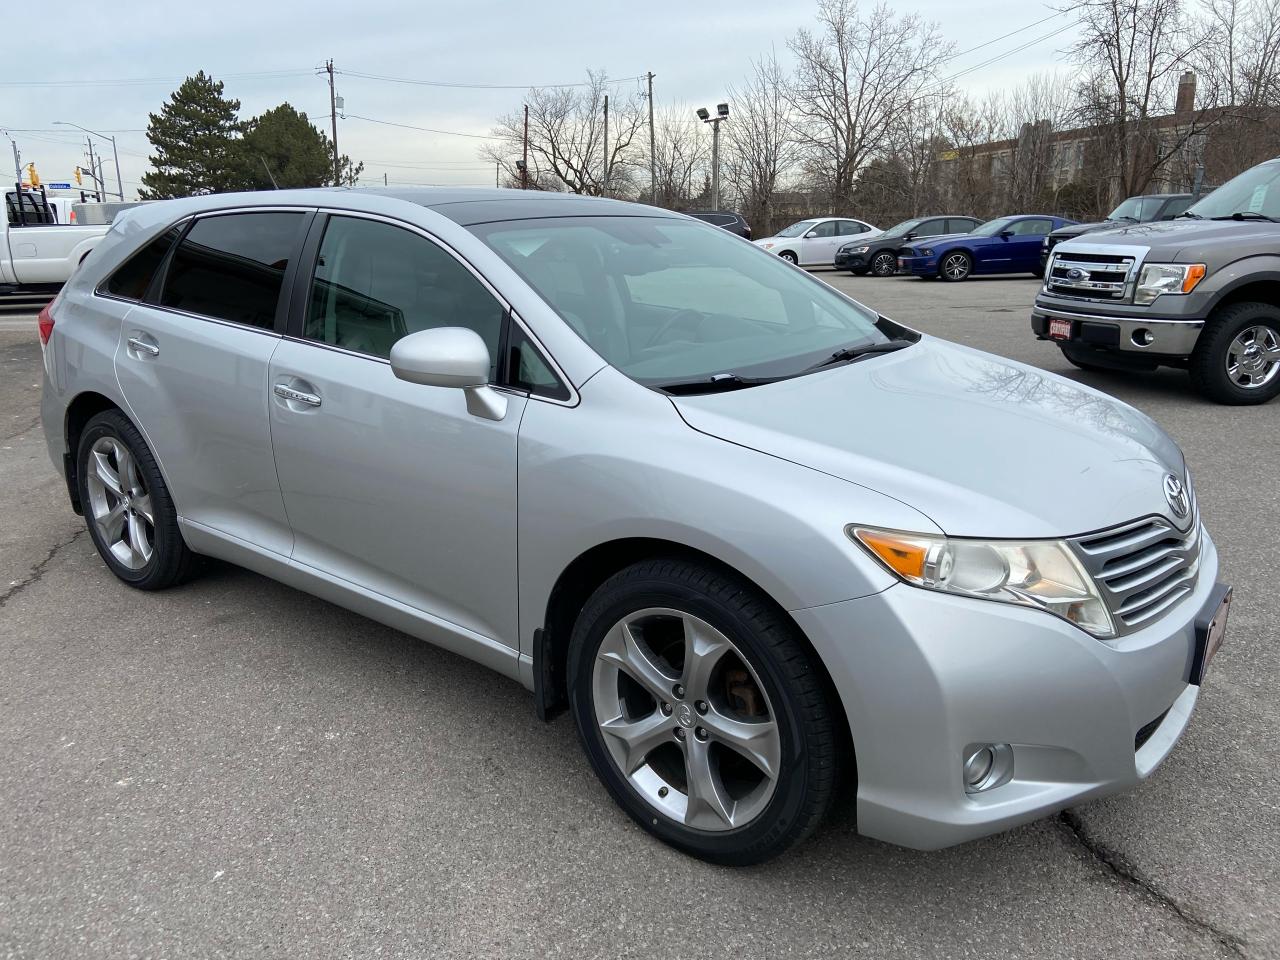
1190,302,1280,404
77,410,198,589
939,252,972,282
870,251,897,277
568,559,843,865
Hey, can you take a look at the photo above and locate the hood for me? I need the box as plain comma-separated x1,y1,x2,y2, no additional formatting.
1051,220,1113,239
671,338,1185,539
1061,219,1280,261
902,233,967,251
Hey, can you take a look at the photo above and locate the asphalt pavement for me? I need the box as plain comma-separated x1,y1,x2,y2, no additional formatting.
1,273,1276,959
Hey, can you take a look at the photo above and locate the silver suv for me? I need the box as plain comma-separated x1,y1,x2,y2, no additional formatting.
39,188,1231,864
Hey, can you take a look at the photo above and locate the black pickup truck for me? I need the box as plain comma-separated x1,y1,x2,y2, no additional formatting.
1032,159,1280,405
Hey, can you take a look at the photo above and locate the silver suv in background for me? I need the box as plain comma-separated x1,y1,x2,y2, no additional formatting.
41,189,1230,864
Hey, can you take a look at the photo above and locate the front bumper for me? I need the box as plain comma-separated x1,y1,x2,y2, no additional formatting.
791,531,1221,850
834,252,869,270
1031,300,1205,357
898,254,937,276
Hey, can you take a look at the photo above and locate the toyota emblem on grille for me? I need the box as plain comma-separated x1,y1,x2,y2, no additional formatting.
1163,474,1190,519
1066,267,1088,281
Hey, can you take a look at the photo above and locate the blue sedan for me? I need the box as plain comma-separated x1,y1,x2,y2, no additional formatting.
897,215,1077,281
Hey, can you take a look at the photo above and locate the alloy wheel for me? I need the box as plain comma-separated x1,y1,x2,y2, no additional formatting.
1225,324,1280,389
872,252,896,276
942,253,970,280
85,436,154,570
591,608,781,832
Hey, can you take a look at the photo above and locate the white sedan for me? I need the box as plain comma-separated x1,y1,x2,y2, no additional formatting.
753,217,880,266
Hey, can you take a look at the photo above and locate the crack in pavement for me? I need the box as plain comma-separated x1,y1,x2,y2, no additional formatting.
1059,810,1247,958
2,414,42,443
0,528,87,611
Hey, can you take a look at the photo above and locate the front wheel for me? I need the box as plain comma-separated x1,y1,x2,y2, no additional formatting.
568,559,843,865
870,251,898,277
939,252,972,282
77,410,198,589
778,251,798,265
1190,302,1280,404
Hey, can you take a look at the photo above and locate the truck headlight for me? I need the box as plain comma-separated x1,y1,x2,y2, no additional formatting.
849,527,1115,638
1134,262,1206,304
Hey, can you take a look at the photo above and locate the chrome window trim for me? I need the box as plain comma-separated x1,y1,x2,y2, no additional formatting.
297,208,580,408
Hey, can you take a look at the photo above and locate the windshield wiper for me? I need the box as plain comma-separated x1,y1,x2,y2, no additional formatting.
1176,211,1203,219
801,340,913,374
656,372,778,395
1210,211,1280,222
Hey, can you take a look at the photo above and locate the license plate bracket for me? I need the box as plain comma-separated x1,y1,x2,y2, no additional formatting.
1189,583,1232,685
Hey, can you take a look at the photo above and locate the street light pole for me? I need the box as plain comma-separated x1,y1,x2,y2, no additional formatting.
52,121,124,199
696,103,729,210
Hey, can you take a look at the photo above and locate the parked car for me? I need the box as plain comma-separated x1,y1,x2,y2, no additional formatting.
898,215,1076,281
2,187,110,296
754,216,879,266
42,188,1228,865
1041,193,1195,273
835,215,981,276
685,210,752,239
1033,158,1280,404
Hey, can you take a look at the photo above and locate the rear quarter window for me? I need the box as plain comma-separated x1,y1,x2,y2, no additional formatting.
101,226,183,301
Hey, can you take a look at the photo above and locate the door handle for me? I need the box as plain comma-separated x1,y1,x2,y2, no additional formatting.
127,335,159,357
273,383,322,407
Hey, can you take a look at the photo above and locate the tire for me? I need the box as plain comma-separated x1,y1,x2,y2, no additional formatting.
1189,301,1280,405
939,251,972,282
77,409,198,589
779,251,798,264
848,267,869,276
1059,347,1108,372
567,558,843,866
870,251,897,277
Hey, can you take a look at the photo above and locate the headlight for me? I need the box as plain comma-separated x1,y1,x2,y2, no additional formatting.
849,527,1115,638
918,248,934,257
844,245,870,255
761,242,775,250
1134,262,1206,304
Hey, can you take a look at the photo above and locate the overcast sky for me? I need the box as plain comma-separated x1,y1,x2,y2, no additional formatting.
1,0,1080,199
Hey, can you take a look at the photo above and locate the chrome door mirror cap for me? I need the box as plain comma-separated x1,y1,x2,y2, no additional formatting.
391,327,491,389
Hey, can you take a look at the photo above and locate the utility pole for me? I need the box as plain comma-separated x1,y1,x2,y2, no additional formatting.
602,94,609,197
495,160,500,188
85,138,101,201
326,59,340,185
647,72,656,205
383,172,388,187
108,135,123,200
521,103,529,189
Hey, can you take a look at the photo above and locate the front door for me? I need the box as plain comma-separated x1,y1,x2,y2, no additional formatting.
1006,218,1053,271
267,213,525,647
114,210,311,555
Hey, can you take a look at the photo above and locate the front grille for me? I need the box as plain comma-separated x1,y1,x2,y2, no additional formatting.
1046,253,1136,300
1070,509,1201,634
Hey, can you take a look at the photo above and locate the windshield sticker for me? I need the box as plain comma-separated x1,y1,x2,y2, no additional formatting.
1248,185,1268,212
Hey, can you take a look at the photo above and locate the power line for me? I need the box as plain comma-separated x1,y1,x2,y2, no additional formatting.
343,113,495,140
943,9,1071,64
936,21,1078,86
337,69,646,91
0,69,312,88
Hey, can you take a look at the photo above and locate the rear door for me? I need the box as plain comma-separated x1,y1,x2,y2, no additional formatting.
113,208,311,555
267,212,528,647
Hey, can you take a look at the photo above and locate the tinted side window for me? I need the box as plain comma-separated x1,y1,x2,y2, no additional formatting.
160,212,305,329
1010,218,1052,236
103,226,182,301
506,325,570,400
808,221,836,238
305,216,505,375
1161,197,1193,219
946,219,972,234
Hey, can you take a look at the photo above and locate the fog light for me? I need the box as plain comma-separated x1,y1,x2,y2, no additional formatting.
962,743,1013,794
1132,328,1154,347
963,747,994,786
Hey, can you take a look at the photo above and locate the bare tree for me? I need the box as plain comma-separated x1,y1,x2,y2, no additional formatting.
483,72,646,196
788,0,953,209
647,107,709,208
722,53,802,233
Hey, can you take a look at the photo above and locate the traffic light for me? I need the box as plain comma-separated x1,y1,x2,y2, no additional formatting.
74,166,83,186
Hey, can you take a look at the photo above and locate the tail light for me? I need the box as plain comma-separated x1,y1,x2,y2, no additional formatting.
38,296,58,345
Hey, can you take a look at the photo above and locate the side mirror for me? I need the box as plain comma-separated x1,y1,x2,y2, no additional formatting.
904,232,917,240
804,230,819,239
999,230,1014,239
390,327,506,421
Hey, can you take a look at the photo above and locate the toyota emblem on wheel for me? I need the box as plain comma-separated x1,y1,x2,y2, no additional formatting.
675,702,695,728
1164,474,1190,518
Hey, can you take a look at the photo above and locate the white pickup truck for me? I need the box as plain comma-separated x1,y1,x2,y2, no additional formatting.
2,189,110,295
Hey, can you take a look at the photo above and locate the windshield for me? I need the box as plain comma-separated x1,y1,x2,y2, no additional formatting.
774,219,820,238
881,218,923,239
470,216,888,387
970,217,1015,237
1186,161,1280,218
1107,196,1164,221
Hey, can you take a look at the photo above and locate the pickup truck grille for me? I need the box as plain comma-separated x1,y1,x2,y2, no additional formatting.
1070,510,1201,633
1046,253,1136,300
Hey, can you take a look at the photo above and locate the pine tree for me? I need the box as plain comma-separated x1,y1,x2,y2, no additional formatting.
237,104,364,189
139,71,246,198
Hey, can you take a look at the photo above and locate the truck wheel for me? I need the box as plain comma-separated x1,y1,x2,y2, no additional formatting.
1059,347,1108,373
1190,302,1280,404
